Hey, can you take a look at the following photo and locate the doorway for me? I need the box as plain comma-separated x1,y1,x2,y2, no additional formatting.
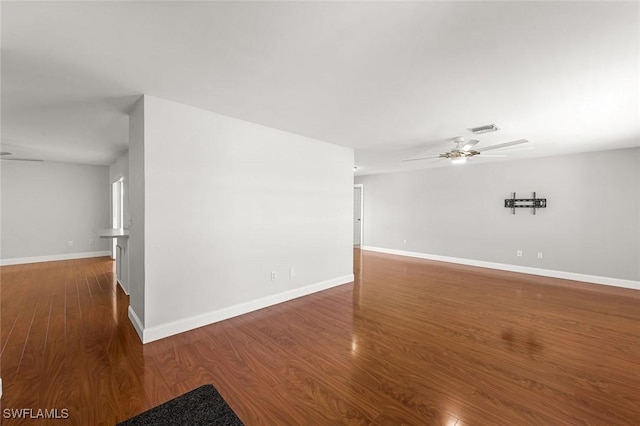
111,178,123,259
354,184,363,247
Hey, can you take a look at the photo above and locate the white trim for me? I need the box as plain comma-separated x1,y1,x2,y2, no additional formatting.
354,184,364,247
137,274,354,344
362,246,640,291
0,251,112,266
128,306,144,341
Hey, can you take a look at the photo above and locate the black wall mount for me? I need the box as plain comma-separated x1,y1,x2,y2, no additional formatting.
505,192,547,215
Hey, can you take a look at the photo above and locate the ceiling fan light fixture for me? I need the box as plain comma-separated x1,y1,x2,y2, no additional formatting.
470,124,500,134
402,138,528,165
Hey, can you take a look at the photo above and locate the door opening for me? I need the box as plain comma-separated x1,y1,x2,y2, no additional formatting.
111,178,124,260
354,184,363,247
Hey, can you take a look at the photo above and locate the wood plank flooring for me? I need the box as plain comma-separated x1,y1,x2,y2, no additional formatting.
1,249,639,425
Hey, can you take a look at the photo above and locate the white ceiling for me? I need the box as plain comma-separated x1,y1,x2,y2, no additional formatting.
2,2,639,174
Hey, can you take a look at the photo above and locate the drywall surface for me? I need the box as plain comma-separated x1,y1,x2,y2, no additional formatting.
128,99,145,325
141,95,353,333
110,151,130,293
356,148,640,281
1,160,110,261
637,150,640,281
109,151,130,227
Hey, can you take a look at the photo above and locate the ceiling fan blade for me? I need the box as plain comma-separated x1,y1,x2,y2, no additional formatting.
476,154,507,158
1,157,44,162
478,139,528,152
489,146,535,153
0,151,12,156
460,139,479,152
402,155,442,163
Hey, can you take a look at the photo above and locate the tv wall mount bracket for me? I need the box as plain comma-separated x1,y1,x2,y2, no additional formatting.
504,192,547,215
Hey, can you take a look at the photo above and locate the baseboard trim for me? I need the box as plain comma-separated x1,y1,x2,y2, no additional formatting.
128,306,144,341
0,251,112,266
362,246,640,291
139,273,354,344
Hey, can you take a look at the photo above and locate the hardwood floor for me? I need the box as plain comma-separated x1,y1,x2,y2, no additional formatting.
1,249,639,425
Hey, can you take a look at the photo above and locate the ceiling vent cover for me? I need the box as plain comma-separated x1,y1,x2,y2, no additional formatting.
470,124,500,134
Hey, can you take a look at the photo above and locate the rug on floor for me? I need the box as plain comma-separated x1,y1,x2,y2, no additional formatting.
117,384,244,426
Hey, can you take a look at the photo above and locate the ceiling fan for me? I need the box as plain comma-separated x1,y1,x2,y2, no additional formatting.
0,151,44,162
403,138,530,165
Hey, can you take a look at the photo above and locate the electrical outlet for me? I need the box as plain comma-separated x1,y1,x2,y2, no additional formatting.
289,268,296,278
271,271,277,281
90,239,95,245
68,241,74,247
537,252,544,259
516,250,523,257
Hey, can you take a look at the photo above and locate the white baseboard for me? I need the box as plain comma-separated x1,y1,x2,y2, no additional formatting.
136,273,354,344
0,251,112,266
128,306,144,341
362,246,640,291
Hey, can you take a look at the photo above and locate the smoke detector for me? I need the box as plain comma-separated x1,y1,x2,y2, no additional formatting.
469,124,500,134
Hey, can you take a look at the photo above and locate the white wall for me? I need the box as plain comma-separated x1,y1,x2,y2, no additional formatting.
128,98,145,328
109,152,130,228
1,160,111,263
110,151,130,293
356,147,640,283
133,95,353,341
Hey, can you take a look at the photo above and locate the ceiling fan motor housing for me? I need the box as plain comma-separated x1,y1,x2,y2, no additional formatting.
441,149,480,159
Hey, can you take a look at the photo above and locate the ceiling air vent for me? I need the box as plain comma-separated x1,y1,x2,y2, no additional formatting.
470,124,500,134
